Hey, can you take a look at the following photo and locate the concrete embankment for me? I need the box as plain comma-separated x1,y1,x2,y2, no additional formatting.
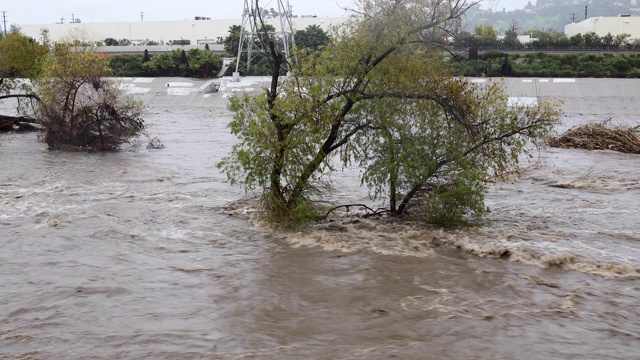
120,76,640,127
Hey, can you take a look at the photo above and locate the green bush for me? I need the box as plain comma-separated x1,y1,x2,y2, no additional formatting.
448,52,640,79
109,55,144,77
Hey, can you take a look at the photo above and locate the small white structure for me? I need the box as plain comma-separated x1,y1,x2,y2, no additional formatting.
565,16,640,40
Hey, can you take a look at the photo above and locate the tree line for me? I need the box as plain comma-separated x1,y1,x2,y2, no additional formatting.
107,24,328,78
460,22,640,51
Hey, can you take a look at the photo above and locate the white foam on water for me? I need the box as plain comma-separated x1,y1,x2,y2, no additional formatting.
165,82,194,87
167,88,194,96
133,78,155,83
508,97,538,106
119,83,151,94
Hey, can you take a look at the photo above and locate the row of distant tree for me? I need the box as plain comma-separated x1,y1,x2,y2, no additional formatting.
457,22,640,51
107,24,331,77
464,0,638,34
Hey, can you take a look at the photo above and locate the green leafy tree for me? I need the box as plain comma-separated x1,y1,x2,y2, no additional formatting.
219,0,560,226
31,43,145,151
104,37,119,46
602,32,615,49
501,20,520,48
294,25,331,51
0,31,48,131
0,32,47,80
351,81,558,223
187,48,223,77
613,33,631,49
583,32,602,48
569,33,585,48
142,52,175,76
168,39,190,45
108,55,144,77
223,25,244,56
474,24,498,48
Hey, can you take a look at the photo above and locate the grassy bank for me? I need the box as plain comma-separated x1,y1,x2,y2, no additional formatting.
447,52,640,78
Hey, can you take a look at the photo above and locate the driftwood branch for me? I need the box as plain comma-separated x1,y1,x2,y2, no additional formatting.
0,93,41,102
0,114,40,132
324,203,390,219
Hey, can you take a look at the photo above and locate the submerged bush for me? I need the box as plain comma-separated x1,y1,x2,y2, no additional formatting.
32,44,146,151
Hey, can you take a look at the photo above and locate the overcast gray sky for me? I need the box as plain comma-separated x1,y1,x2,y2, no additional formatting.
3,0,532,26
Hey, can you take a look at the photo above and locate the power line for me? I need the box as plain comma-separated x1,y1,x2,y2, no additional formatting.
569,12,577,23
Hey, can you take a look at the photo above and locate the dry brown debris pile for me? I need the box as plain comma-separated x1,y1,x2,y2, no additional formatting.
548,123,640,154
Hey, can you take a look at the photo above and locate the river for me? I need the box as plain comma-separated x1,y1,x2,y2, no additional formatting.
1,77,639,359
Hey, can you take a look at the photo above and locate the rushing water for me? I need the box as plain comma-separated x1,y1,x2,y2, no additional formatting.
1,77,639,359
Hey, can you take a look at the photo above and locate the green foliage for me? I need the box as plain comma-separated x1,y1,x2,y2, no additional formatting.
167,39,191,45
109,55,144,77
31,44,146,151
187,48,223,77
140,49,222,78
220,0,561,227
0,31,48,110
294,25,331,51
0,32,48,79
502,21,521,48
103,38,131,46
474,24,498,48
449,52,640,78
414,168,488,227
223,25,243,56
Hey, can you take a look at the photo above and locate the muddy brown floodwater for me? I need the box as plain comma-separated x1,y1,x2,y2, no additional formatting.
1,77,640,359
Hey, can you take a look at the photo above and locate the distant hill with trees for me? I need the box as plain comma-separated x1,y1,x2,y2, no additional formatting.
465,0,640,35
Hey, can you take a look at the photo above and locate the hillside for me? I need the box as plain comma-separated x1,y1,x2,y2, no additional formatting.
465,0,640,34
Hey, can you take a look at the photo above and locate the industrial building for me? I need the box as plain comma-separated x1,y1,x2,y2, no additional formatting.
565,15,640,39
19,16,347,46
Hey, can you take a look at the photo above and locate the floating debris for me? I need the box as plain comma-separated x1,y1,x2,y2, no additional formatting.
548,122,640,154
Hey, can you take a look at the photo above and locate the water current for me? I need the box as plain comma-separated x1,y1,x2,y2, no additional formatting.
1,77,639,359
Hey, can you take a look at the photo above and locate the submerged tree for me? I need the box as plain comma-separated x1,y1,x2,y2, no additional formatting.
219,0,560,226
31,43,145,151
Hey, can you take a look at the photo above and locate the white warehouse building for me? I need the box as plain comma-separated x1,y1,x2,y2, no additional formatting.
19,16,347,46
565,16,640,40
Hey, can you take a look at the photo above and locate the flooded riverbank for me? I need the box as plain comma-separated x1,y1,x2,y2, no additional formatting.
1,77,639,359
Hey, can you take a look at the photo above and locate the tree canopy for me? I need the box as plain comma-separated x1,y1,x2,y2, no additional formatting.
30,43,146,151
294,25,331,52
219,0,560,227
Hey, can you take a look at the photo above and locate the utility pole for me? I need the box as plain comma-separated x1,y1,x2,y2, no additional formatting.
570,13,577,23
585,5,588,20
140,12,144,22
233,0,295,81
1,11,7,36
71,13,75,23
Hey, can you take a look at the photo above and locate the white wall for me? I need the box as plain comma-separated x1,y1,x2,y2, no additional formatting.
20,17,347,45
565,16,640,39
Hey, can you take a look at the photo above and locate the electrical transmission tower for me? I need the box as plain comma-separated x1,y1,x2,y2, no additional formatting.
233,0,295,81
